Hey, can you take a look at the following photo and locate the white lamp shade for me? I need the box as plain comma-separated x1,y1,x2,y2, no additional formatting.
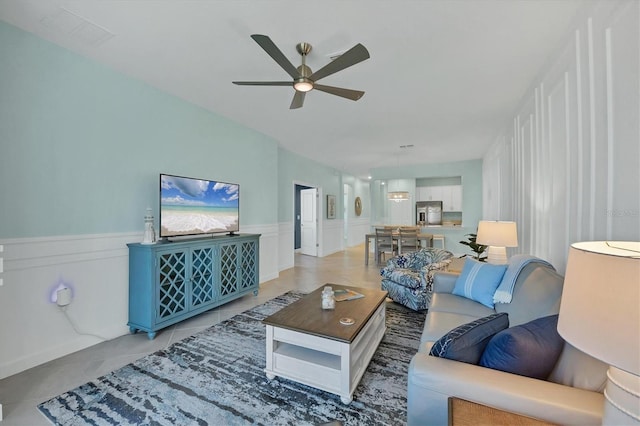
476,221,518,247
557,241,640,376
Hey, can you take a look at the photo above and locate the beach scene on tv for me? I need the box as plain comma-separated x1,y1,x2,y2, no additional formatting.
160,175,239,237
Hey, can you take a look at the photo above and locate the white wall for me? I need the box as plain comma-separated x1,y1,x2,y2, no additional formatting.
0,225,278,379
483,0,639,272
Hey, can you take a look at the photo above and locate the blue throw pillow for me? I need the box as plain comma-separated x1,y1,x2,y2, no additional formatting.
429,313,509,364
452,258,508,308
479,314,564,379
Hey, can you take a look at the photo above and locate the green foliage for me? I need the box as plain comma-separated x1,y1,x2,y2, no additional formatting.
459,233,487,261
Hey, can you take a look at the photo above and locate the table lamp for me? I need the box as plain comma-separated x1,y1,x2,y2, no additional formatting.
476,220,518,264
557,241,640,425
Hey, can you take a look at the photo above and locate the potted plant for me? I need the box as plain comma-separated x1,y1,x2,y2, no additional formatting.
459,233,487,261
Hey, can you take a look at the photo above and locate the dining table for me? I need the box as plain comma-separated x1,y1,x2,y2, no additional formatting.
364,232,434,266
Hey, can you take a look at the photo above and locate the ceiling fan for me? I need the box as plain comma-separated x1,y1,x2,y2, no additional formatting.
233,34,370,109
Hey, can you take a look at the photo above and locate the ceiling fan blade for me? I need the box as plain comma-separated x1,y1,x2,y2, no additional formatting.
290,91,305,109
233,81,292,86
251,34,300,80
309,43,370,82
313,84,365,101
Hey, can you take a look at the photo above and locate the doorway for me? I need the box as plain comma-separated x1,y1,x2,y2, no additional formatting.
294,184,318,256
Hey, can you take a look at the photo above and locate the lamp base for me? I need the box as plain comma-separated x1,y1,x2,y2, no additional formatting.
485,246,508,264
603,366,639,425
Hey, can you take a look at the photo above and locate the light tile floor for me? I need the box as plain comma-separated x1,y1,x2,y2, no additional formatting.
0,245,383,425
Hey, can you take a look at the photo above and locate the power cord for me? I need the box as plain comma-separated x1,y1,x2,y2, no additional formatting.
59,305,109,341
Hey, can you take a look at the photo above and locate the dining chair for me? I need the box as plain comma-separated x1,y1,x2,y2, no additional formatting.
398,227,420,254
375,227,398,265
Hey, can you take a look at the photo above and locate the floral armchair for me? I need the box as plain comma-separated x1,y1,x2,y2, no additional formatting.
380,248,454,311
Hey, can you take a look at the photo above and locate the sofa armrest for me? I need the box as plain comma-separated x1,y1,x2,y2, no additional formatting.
432,272,458,293
407,353,603,426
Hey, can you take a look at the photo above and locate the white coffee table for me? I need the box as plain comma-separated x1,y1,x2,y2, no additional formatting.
263,285,388,404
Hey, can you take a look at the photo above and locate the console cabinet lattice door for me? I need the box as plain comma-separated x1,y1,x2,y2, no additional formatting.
128,234,260,339
190,245,215,309
241,240,258,290
219,241,240,299
156,249,189,323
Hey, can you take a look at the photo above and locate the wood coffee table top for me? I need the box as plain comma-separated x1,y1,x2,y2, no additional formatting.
263,284,388,343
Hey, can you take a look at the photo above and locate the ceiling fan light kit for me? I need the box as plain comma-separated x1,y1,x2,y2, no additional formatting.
293,79,313,92
233,34,370,109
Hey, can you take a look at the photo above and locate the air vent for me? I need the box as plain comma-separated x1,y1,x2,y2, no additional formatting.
40,7,114,46
399,144,415,149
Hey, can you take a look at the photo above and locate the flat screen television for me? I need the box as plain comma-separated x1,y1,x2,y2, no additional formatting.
160,173,239,238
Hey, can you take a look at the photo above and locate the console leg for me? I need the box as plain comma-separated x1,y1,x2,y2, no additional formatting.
147,331,156,340
266,372,276,380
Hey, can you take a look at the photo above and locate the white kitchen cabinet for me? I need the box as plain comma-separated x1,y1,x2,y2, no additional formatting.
417,186,443,202
446,185,462,211
450,185,462,211
416,187,429,201
416,185,462,211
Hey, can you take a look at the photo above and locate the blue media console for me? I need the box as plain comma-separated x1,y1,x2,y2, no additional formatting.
127,233,260,339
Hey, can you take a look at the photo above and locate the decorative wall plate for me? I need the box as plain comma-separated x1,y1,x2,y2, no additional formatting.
355,197,362,216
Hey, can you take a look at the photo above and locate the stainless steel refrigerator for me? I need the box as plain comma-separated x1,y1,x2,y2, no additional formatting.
416,201,443,225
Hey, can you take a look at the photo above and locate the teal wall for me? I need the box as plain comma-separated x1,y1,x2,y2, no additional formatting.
0,21,279,238
0,20,478,243
371,159,484,254
372,159,483,228
341,174,371,220
277,147,342,222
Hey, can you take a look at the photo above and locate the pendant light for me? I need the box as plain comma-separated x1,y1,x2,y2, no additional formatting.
388,147,411,202
388,190,410,202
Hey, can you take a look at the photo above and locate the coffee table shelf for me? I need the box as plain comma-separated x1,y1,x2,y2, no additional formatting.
263,286,387,404
274,343,341,369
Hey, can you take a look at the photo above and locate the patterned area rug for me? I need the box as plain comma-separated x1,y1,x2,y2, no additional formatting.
38,292,425,425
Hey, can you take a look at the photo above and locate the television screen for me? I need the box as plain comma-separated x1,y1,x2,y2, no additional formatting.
160,174,239,238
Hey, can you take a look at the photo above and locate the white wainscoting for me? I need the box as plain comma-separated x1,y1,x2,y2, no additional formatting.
321,219,344,257
483,0,639,273
0,225,280,379
347,217,372,248
277,221,295,272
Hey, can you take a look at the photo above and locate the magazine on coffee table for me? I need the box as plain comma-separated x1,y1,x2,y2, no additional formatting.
333,289,365,302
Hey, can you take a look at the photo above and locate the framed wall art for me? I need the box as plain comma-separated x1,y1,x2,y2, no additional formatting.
327,194,336,219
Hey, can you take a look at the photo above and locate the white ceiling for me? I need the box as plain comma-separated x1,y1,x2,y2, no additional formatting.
0,0,589,179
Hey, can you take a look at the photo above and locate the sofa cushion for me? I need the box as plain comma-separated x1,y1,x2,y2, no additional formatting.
452,258,508,308
421,310,487,346
547,342,608,392
429,313,509,364
428,293,496,318
479,314,564,379
494,262,564,327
